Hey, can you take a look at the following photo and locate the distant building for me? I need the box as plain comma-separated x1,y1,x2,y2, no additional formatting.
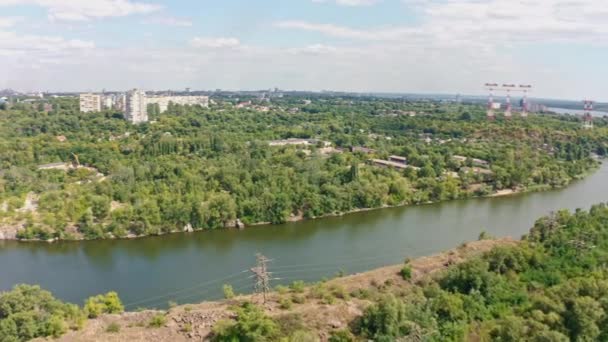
79,93,101,113
388,155,407,164
125,89,148,124
452,155,490,168
371,159,419,170
102,95,114,110
268,138,331,147
114,94,126,112
146,95,209,113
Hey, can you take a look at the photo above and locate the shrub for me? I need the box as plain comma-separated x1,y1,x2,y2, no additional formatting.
84,291,124,318
289,330,319,342
290,281,306,293
223,284,235,299
105,322,120,333
357,294,408,340
148,314,166,328
0,284,85,341
211,302,279,341
279,297,292,310
329,329,355,342
291,294,306,304
400,265,413,280
275,285,290,295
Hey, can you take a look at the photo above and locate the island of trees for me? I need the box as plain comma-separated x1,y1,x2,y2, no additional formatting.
0,95,606,240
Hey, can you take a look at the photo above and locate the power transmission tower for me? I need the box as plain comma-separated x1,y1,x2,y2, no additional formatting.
250,253,272,304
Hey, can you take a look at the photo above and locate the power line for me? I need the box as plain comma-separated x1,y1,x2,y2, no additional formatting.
250,253,272,304
124,269,249,308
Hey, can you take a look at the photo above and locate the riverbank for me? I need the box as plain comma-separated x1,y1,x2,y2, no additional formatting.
1,162,599,242
34,238,516,342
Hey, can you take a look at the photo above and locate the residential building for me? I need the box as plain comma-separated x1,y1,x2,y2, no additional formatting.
79,93,101,113
114,94,126,112
146,95,209,113
125,89,148,124
102,95,114,110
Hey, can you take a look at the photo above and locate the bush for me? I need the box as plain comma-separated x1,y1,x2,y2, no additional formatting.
290,281,306,293
291,294,306,304
212,302,279,341
223,284,235,299
105,322,120,333
357,294,408,340
288,330,319,342
400,265,413,280
181,323,192,333
329,329,355,342
275,285,290,295
148,314,166,328
84,291,124,318
0,284,85,342
279,297,292,310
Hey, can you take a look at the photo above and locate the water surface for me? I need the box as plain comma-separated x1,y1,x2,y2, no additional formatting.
1,163,607,309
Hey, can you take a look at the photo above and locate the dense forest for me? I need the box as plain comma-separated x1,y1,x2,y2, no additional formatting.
0,95,606,240
3,204,608,341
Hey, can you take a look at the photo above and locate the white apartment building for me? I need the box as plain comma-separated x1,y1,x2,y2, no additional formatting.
79,93,101,113
146,95,209,113
125,89,148,124
102,96,114,110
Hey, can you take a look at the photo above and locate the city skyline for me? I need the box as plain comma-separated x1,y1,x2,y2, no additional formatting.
1,0,607,101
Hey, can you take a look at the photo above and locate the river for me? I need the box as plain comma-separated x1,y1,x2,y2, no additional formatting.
1,163,608,309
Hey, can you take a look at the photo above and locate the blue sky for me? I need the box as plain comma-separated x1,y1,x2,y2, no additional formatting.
0,0,607,100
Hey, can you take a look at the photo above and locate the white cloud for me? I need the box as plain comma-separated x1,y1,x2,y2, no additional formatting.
282,0,608,46
0,16,22,28
312,0,380,6
287,43,341,55
190,37,241,49
0,0,162,21
143,16,192,27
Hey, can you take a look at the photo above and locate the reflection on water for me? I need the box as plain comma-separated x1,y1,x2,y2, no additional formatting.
1,163,607,308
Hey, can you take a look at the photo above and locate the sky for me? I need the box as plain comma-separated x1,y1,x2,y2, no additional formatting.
0,0,607,100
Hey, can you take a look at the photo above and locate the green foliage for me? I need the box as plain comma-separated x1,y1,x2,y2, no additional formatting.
357,294,409,340
222,284,235,300
105,322,120,333
350,204,608,341
84,291,124,318
279,297,292,310
148,313,166,328
1,98,603,240
0,284,85,342
212,302,279,342
400,265,412,280
328,329,354,342
290,281,306,293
